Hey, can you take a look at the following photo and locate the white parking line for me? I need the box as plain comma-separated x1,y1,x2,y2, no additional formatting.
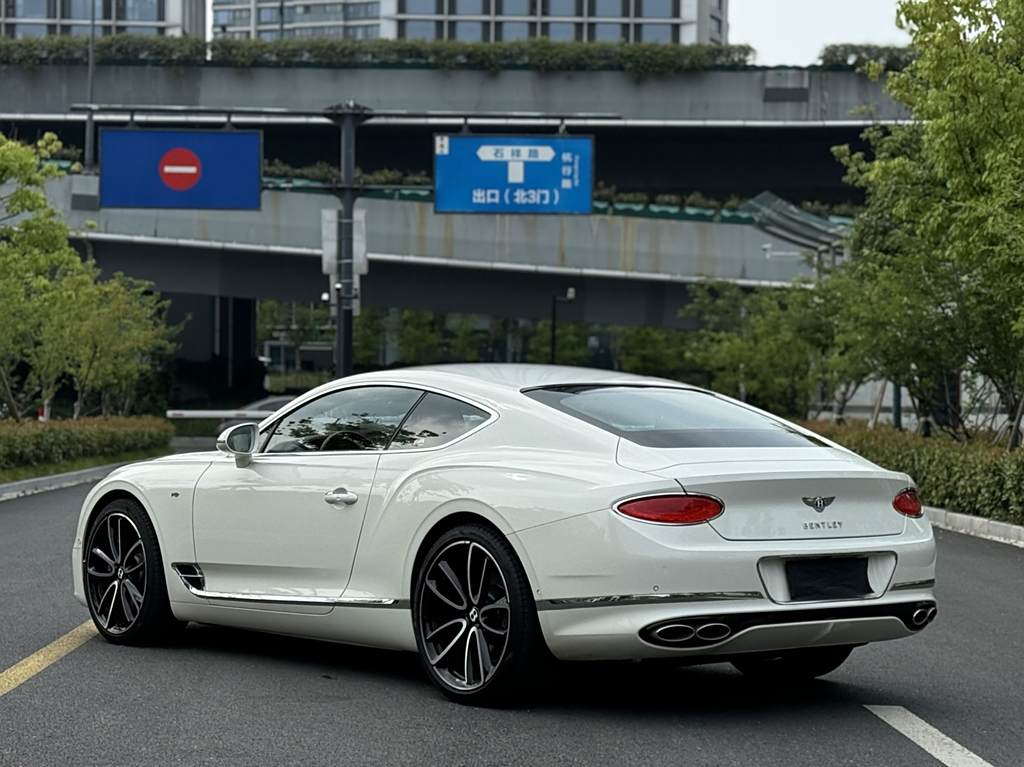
865,705,994,767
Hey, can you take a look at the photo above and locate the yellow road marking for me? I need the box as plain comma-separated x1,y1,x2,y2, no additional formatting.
0,620,97,699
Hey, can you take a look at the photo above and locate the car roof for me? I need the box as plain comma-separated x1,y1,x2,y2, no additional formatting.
411,364,689,390
292,364,699,406
256,364,709,431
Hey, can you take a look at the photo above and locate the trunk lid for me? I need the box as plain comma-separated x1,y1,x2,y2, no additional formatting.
617,441,909,540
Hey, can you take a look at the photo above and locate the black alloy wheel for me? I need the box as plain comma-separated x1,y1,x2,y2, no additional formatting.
413,523,549,705
85,498,184,644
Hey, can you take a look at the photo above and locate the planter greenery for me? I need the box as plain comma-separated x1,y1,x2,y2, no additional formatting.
0,36,754,75
806,422,1024,526
819,44,915,72
0,417,174,471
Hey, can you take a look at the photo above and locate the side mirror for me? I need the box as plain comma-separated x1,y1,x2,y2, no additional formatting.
216,423,259,468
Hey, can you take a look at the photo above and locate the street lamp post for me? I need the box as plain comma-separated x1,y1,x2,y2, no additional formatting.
324,101,371,379
84,0,97,168
549,286,576,364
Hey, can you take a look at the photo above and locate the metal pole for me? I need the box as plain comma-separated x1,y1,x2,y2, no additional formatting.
892,381,903,430
549,294,557,364
335,110,356,379
84,0,97,169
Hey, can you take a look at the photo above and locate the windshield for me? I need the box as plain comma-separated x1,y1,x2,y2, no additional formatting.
524,385,826,448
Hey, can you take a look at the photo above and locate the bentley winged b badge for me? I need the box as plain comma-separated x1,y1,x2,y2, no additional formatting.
802,495,836,513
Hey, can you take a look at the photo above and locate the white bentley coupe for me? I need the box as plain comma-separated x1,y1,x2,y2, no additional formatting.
72,365,937,704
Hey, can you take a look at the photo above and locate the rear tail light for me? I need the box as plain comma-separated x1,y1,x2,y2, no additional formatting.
893,488,923,518
616,494,723,525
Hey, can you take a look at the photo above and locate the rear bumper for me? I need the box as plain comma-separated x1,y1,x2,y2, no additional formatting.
517,506,936,661
538,594,937,661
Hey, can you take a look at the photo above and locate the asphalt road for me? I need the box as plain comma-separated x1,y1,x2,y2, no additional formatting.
1,483,1022,766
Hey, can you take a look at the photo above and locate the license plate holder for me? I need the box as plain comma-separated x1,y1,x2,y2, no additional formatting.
785,556,871,602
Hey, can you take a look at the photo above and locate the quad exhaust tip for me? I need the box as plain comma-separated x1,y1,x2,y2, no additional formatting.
911,606,937,627
651,622,732,645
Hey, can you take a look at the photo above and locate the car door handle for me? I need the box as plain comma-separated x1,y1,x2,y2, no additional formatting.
324,488,359,506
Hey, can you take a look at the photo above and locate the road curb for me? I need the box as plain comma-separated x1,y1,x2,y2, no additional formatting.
0,461,130,504
925,506,1024,549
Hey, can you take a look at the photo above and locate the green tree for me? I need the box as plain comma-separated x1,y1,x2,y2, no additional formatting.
0,132,79,419
829,0,1024,436
65,272,179,418
398,310,442,364
525,321,591,366
354,309,385,369
447,315,482,363
614,325,692,382
683,281,869,420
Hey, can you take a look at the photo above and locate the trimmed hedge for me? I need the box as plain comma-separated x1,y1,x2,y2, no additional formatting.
0,36,755,76
0,417,174,469
807,423,1024,526
819,44,915,72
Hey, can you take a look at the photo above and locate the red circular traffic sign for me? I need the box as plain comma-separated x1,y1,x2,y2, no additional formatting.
158,147,202,191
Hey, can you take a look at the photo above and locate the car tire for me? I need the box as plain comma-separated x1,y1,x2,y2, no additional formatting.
413,523,550,705
731,645,854,682
83,497,185,645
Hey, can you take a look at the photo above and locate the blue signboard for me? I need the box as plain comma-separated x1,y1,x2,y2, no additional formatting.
99,129,262,210
434,135,593,215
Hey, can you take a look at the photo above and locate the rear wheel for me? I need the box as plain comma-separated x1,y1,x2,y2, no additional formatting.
84,497,184,645
413,523,548,705
731,645,853,682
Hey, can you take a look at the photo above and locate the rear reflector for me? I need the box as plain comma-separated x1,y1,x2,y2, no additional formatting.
893,488,923,518
616,494,723,525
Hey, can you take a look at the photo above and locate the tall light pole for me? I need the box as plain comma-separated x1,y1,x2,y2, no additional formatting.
549,286,576,364
84,0,97,168
324,101,371,379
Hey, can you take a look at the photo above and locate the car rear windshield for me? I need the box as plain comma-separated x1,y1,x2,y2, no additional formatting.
523,386,826,448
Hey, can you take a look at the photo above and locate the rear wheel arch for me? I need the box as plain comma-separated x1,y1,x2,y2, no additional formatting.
409,510,541,607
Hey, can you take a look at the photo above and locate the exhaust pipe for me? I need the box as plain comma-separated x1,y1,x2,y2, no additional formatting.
911,608,929,627
695,622,732,642
652,624,696,643
926,606,937,623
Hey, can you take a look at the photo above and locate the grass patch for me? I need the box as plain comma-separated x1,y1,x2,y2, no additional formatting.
0,446,173,484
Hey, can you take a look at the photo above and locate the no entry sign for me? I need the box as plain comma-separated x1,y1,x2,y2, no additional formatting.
158,147,202,191
99,129,262,210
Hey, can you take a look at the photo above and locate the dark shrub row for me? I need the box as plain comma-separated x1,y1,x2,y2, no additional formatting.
1,36,751,75
0,417,174,469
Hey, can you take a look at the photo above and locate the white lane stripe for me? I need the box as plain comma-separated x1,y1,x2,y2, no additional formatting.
163,165,198,174
865,705,994,767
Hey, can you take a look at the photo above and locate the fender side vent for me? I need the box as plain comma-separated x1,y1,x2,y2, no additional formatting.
172,563,206,592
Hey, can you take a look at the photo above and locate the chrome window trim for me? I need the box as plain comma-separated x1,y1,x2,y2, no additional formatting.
535,591,764,611
255,381,499,457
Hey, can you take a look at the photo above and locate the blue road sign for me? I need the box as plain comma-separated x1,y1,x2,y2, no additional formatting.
99,129,262,210
434,135,593,215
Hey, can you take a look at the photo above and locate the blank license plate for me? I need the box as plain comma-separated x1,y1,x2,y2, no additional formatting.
785,557,871,601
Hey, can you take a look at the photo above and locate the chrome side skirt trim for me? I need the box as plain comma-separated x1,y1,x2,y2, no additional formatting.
172,566,408,608
890,579,936,591
535,591,765,611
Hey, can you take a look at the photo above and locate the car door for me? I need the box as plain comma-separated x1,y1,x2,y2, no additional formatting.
192,385,423,609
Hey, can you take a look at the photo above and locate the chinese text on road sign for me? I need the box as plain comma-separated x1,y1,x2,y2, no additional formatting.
434,135,593,215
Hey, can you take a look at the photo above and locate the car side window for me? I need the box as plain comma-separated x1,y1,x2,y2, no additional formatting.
388,393,490,451
264,386,422,453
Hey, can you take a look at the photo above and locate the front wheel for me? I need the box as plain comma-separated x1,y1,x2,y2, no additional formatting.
412,524,548,705
84,497,184,645
731,645,854,682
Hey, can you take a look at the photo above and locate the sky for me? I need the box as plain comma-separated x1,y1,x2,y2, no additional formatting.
729,0,911,66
